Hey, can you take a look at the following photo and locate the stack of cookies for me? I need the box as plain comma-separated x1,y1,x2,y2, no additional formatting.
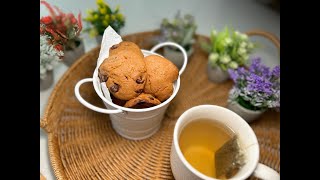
98,41,179,109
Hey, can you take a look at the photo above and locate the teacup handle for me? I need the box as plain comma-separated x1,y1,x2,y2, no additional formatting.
253,163,280,180
150,42,188,76
74,78,123,114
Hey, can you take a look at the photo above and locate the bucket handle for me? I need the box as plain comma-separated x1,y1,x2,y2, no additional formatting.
150,42,188,76
74,78,123,114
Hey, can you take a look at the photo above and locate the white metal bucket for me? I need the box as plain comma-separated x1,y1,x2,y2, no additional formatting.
75,42,188,140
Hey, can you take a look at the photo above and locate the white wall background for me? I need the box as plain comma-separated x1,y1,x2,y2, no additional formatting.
40,0,280,37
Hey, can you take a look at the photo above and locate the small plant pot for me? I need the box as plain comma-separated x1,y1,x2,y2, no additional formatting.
163,46,193,69
96,35,103,45
207,60,229,83
227,101,266,123
40,70,54,91
63,41,85,67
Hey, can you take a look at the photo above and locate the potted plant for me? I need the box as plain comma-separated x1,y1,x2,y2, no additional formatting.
40,34,64,91
40,1,83,67
227,57,280,123
84,0,125,44
160,11,197,69
201,27,256,83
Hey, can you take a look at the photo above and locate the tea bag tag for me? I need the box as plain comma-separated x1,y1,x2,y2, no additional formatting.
215,135,245,179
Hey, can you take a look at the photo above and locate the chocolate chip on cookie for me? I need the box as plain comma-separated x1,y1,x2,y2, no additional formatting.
110,44,119,50
110,83,120,93
124,93,161,109
136,77,144,84
98,69,108,82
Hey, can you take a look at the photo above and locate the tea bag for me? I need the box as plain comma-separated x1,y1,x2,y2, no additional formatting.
215,135,245,179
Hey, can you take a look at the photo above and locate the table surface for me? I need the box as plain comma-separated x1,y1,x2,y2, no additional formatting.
40,1,280,179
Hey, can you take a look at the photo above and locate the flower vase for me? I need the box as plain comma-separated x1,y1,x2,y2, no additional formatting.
207,60,229,83
163,46,193,69
40,70,54,91
227,101,266,123
63,40,85,67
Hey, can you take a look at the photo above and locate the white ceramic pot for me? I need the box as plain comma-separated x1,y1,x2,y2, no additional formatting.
207,60,229,83
40,70,54,91
171,105,280,180
163,46,193,70
63,41,85,67
227,101,266,123
75,42,188,140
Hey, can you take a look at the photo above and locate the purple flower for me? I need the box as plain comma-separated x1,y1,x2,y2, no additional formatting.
246,73,273,95
229,67,246,82
272,66,280,78
228,57,280,110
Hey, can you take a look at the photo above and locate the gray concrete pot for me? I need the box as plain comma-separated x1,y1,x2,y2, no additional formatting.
207,60,229,83
40,70,54,91
163,46,193,69
227,101,266,123
63,41,85,67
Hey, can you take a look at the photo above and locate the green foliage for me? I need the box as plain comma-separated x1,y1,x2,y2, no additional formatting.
84,0,125,37
160,11,197,50
202,26,256,71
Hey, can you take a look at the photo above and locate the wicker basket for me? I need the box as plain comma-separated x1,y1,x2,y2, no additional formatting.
40,30,280,179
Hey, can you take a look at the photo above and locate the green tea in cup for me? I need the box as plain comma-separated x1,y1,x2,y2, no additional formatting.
179,118,242,179
171,105,280,180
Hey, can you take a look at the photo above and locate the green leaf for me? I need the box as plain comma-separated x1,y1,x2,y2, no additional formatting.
181,26,195,47
200,40,212,53
236,96,262,111
220,64,227,71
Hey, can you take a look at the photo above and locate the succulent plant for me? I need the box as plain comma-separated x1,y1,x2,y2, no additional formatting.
201,26,256,71
160,11,197,51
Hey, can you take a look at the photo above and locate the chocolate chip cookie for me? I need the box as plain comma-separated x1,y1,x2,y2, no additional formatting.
109,41,144,59
144,55,179,102
98,41,147,100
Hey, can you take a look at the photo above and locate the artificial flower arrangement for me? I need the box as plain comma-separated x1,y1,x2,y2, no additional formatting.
40,1,83,74
84,0,125,37
40,34,64,80
227,57,280,121
40,1,82,50
202,26,256,71
160,11,197,52
159,11,197,68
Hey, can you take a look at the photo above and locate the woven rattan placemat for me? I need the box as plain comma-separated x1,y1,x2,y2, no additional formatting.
40,30,280,179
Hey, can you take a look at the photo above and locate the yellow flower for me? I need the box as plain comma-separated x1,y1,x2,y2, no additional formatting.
96,0,105,6
103,20,109,26
84,15,93,22
93,14,99,20
99,7,107,14
111,14,116,21
104,14,110,21
116,13,124,21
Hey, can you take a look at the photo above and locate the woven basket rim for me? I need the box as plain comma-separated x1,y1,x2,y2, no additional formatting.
40,29,280,179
